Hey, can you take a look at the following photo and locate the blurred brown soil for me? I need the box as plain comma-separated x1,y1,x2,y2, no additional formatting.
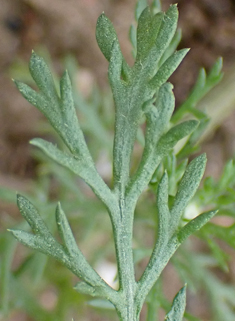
1,0,235,320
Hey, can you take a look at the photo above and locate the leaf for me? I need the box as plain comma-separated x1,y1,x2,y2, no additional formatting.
149,49,189,88
126,84,175,203
59,70,88,154
30,138,115,212
16,194,53,237
172,58,223,123
30,138,97,186
9,196,65,262
164,285,186,321
14,80,59,122
136,5,179,78
159,28,182,65
172,154,206,211
136,8,163,61
8,229,65,262
154,5,178,58
157,120,199,154
96,13,119,62
145,82,175,146
55,203,80,257
59,70,76,116
108,40,124,90
170,154,207,232
9,197,113,291
207,57,223,84
31,138,85,172
29,51,59,102
177,210,217,243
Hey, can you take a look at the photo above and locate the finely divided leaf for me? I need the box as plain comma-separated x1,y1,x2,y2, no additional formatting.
170,154,207,231
136,8,163,61
29,52,59,103
55,203,80,257
157,120,199,154
108,41,124,90
154,82,175,129
96,13,119,62
155,5,178,58
177,210,217,243
95,14,130,79
9,198,112,291
15,52,93,158
8,229,65,262
160,28,182,64
207,57,223,84
59,70,89,155
17,194,53,237
30,138,115,212
14,80,60,123
60,70,76,116
172,58,223,123
145,83,175,148
9,195,65,260
135,5,179,78
150,48,189,88
30,138,90,178
165,285,186,321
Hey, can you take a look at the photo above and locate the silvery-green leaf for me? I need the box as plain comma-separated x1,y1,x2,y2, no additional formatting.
96,13,119,62
30,138,116,212
55,203,80,257
154,5,178,59
14,80,60,123
8,229,65,262
149,49,189,89
157,120,199,155
136,8,163,62
16,194,53,238
170,154,207,232
165,285,186,321
29,51,59,103
177,210,217,243
108,40,124,91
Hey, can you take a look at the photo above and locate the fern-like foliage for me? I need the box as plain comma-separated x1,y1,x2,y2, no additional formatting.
8,2,221,320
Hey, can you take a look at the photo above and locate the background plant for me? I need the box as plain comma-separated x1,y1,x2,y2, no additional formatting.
1,0,235,320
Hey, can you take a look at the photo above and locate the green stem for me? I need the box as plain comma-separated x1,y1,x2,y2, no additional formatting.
136,240,178,310
112,200,138,320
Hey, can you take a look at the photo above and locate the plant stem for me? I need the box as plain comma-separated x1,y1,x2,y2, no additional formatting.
112,198,138,320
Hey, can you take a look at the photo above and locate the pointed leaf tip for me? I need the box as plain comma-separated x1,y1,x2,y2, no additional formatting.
165,285,186,321
177,210,217,243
